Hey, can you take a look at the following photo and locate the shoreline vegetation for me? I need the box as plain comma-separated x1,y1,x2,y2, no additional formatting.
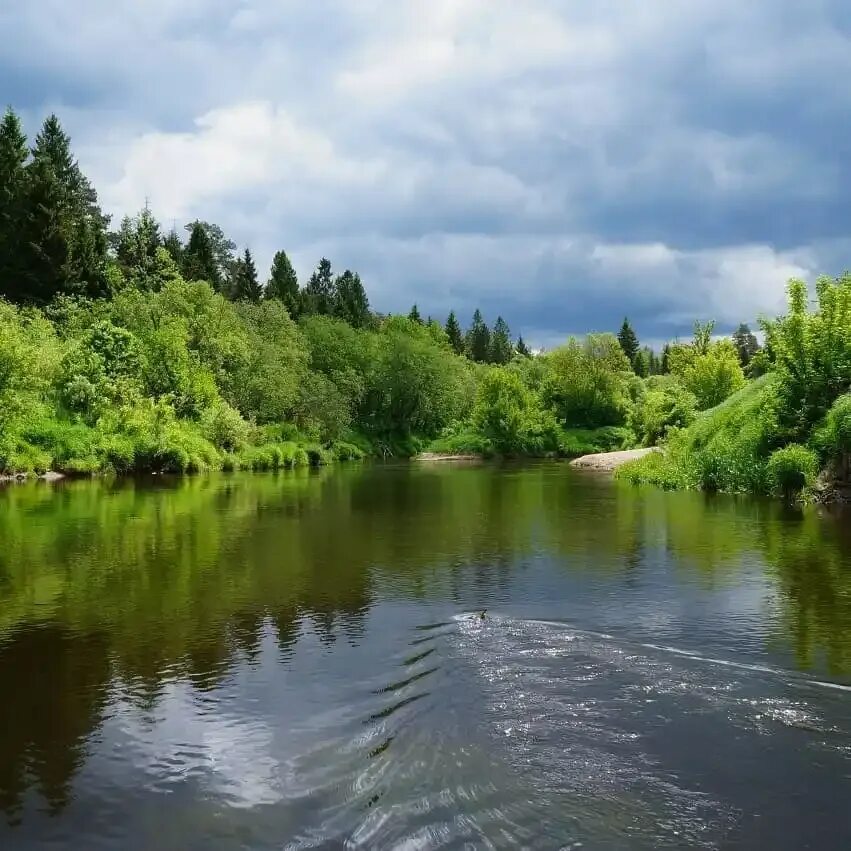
1,110,850,501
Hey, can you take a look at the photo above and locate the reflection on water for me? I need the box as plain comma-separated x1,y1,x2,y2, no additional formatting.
1,463,851,848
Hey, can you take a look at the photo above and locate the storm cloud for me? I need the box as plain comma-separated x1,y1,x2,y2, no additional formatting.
4,0,850,345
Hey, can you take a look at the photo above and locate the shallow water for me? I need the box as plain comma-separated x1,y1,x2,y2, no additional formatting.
2,463,851,849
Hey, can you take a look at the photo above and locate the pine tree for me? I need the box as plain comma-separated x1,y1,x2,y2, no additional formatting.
266,249,300,316
516,335,531,357
732,323,760,368
333,269,370,328
489,316,513,364
466,309,491,363
408,304,422,323
182,222,221,290
617,317,639,366
302,257,334,315
444,310,464,354
661,343,671,374
233,248,262,302
0,108,28,301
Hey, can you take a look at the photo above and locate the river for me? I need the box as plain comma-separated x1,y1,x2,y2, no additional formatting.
1,462,851,849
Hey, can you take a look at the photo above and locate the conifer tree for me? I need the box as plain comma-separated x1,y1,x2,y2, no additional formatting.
302,257,334,315
633,347,650,378
20,114,109,302
516,335,531,357
0,108,28,300
489,316,513,364
333,269,370,328
466,309,491,363
408,303,422,323
114,206,162,285
266,249,300,316
661,343,671,374
163,228,183,265
233,248,262,302
732,323,760,368
444,310,464,355
617,317,639,366
182,222,221,290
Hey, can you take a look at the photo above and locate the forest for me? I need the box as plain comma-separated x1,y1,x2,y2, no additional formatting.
1,109,850,498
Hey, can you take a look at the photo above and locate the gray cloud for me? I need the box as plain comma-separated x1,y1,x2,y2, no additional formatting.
4,0,851,345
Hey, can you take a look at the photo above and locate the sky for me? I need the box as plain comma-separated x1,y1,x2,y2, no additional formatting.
3,0,851,348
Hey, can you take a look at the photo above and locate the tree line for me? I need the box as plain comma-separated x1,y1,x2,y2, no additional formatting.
0,108,779,478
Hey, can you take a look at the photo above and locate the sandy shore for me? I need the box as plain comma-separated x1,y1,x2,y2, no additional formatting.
569,447,659,472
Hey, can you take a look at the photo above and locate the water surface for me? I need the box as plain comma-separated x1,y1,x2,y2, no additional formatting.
2,463,851,848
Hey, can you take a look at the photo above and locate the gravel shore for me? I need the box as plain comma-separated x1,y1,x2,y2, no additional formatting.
569,447,659,472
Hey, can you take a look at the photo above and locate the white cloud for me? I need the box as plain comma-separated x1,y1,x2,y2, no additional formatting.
5,0,850,343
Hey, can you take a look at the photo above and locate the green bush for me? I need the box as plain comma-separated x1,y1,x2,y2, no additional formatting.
766,444,819,496
812,394,851,460
558,426,634,457
629,377,698,446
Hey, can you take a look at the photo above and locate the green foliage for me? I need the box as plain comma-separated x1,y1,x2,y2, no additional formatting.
465,309,490,363
812,394,851,461
489,316,513,365
445,311,464,355
766,444,819,496
617,317,639,365
232,248,262,303
762,275,851,439
558,426,633,457
542,334,632,428
266,249,300,317
732,323,760,369
333,270,370,328
471,368,558,454
628,376,698,446
303,257,334,316
618,376,782,493
667,325,745,409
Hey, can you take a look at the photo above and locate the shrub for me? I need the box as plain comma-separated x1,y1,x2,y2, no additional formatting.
766,444,819,496
629,377,698,446
812,394,851,460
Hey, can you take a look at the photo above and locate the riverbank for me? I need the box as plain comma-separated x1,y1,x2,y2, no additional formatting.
570,447,659,472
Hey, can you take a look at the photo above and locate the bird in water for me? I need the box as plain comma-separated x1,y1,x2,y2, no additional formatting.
479,609,487,620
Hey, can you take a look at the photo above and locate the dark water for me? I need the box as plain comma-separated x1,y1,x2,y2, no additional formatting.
2,463,851,849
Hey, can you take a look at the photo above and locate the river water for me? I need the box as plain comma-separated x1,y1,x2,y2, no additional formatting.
1,462,851,849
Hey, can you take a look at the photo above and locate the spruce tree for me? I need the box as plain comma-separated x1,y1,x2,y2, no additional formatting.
114,206,162,286
182,222,221,290
444,310,464,355
617,317,639,366
233,248,262,302
408,304,422,323
466,309,491,363
661,343,671,374
266,249,300,316
489,316,513,364
303,257,334,315
183,220,235,292
633,347,650,378
0,108,28,301
516,335,531,357
20,114,109,302
163,228,183,265
333,269,370,328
